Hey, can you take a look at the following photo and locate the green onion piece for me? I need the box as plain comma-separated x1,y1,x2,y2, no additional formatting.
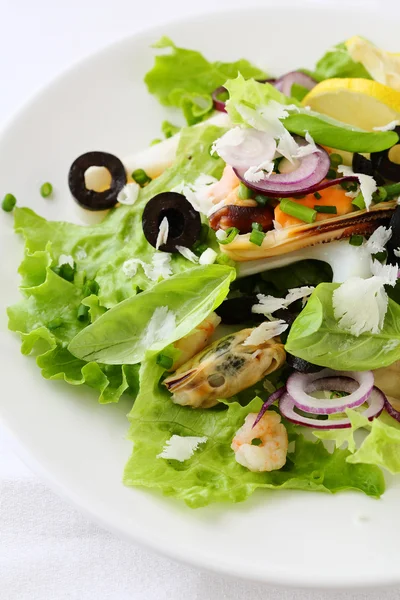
150,138,162,146
238,182,253,200
83,279,99,297
382,182,400,199
40,182,53,198
77,304,89,321
326,169,337,180
2,193,16,212
273,157,283,173
314,205,337,214
161,121,180,139
156,353,173,370
249,229,266,246
293,194,307,200
194,243,209,255
53,263,75,282
131,168,152,187
251,222,263,231
373,250,387,263
218,227,239,245
372,186,388,203
279,199,317,223
254,194,269,206
329,153,343,168
340,180,358,192
215,253,236,266
314,191,322,200
47,318,63,330
352,193,366,210
349,234,364,246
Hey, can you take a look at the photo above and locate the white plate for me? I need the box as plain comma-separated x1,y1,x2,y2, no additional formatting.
1,5,400,589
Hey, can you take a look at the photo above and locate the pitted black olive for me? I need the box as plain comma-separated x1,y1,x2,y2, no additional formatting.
215,296,263,325
370,126,400,183
352,153,385,186
68,151,127,211
286,354,323,373
142,192,201,253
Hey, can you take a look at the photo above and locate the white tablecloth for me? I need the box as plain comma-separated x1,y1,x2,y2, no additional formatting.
1,0,400,598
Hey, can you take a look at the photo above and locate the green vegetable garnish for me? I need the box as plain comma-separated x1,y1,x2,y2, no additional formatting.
329,153,343,167
156,353,173,370
2,193,16,212
77,304,89,321
349,234,364,246
326,169,337,180
218,227,239,245
131,168,152,187
314,205,337,214
279,199,317,223
238,182,253,200
254,194,269,206
314,191,322,200
249,229,265,246
352,193,366,210
40,182,53,198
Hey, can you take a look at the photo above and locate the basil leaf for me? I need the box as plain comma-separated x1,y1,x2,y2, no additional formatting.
285,282,400,371
68,265,235,365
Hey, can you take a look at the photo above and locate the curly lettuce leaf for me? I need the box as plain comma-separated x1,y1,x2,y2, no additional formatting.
145,37,267,125
9,123,226,401
312,42,372,81
123,359,384,508
285,283,400,371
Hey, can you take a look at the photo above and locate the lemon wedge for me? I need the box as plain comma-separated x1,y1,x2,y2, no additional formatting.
346,36,400,92
303,78,400,130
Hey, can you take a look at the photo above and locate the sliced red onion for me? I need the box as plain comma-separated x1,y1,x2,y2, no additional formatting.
214,128,276,170
383,397,400,423
274,71,317,97
286,369,374,415
212,86,228,113
252,386,285,429
234,142,330,196
279,387,385,429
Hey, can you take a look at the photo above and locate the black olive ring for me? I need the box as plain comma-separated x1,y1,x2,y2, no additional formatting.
370,126,400,184
68,151,127,211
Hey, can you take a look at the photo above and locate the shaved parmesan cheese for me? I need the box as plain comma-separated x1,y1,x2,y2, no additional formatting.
338,165,377,210
333,259,397,336
293,131,320,158
212,126,276,172
243,320,288,346
199,247,217,265
373,120,399,131
157,435,207,462
216,229,228,241
144,306,176,347
156,216,169,249
176,246,199,263
117,182,140,205
58,254,74,268
394,248,400,258
252,286,314,316
211,126,245,157
172,174,217,216
244,160,274,182
365,226,392,254
122,253,172,281
122,259,139,278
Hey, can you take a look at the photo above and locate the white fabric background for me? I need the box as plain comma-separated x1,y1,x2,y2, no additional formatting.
1,0,400,598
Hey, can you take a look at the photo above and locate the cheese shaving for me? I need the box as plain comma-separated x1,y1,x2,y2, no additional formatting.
243,320,288,346
293,131,320,158
252,286,314,316
244,160,274,183
144,306,176,347
332,260,397,336
176,246,199,263
122,253,172,281
365,226,392,254
157,435,207,462
117,182,140,205
156,216,169,250
199,248,217,265
172,174,217,216
338,165,377,210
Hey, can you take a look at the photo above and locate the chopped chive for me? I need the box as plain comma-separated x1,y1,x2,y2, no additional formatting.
156,353,173,370
314,191,322,200
349,234,364,246
326,168,337,180
254,194,269,206
193,243,209,255
249,229,266,246
131,168,152,187
150,138,162,146
352,193,366,210
77,304,89,321
53,263,75,282
238,182,253,200
83,279,99,297
372,250,387,262
329,153,343,167
314,205,337,214
2,193,16,212
340,180,358,192
372,186,388,203
279,199,317,223
293,194,307,200
40,182,53,198
251,222,263,231
47,317,63,330
218,227,239,245
381,182,400,199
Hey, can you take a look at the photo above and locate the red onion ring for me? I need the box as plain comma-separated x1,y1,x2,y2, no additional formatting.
212,86,228,113
274,71,317,97
286,369,375,415
383,397,400,423
252,386,286,429
234,143,330,197
279,387,385,429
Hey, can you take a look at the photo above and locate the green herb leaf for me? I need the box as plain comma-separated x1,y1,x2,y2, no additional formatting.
312,42,372,81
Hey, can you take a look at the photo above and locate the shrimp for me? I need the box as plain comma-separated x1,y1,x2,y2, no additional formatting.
172,312,221,370
207,165,257,208
231,411,288,472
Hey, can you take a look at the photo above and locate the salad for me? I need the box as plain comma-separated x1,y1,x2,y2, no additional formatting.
6,35,400,508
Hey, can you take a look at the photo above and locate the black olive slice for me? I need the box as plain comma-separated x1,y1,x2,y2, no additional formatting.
386,205,400,265
352,153,385,186
215,296,262,325
68,151,127,211
370,126,400,183
142,192,201,253
286,354,323,373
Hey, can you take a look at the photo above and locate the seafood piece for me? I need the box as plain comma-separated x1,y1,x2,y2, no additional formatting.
219,200,396,261
164,329,286,408
231,411,288,472
172,313,221,370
